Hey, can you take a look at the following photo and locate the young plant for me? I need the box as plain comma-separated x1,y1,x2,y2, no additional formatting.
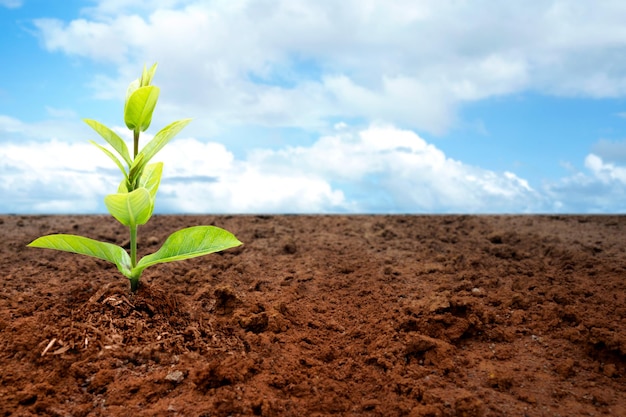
28,64,242,292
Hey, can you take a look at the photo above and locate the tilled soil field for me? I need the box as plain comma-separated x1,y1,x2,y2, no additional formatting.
0,214,625,416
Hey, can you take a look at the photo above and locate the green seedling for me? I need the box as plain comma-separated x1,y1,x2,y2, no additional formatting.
28,64,242,292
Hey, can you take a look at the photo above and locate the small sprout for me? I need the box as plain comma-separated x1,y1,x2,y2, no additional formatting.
28,64,242,293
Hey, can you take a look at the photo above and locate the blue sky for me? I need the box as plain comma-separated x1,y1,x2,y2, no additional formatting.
2,0,626,213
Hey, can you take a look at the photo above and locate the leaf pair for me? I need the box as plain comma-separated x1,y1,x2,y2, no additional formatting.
28,226,242,284
85,118,192,194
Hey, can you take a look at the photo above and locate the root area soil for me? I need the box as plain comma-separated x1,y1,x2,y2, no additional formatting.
1,214,625,416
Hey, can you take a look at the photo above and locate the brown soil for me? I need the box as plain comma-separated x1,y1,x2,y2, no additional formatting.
1,214,625,416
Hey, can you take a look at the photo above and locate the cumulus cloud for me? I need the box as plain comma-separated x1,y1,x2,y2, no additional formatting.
0,121,541,214
584,154,626,183
155,139,349,213
0,140,114,213
30,0,626,135
545,154,626,212
239,124,539,213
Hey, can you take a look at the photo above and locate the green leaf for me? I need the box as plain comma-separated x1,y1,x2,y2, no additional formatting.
141,63,158,87
118,179,128,193
84,119,132,167
104,187,153,227
124,85,160,132
126,63,157,106
136,118,192,170
125,79,140,107
28,234,131,277
139,162,163,201
90,140,129,181
134,226,242,274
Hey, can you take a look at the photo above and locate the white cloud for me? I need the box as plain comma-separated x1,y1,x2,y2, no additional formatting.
6,116,626,214
0,116,540,213
545,153,626,212
0,120,544,214
0,140,114,213
278,124,537,212
159,124,541,213
584,154,626,183
29,0,626,135
33,16,149,64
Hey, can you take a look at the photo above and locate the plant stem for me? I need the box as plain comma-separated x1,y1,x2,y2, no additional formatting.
129,224,139,292
133,129,140,158
130,130,140,293
130,224,138,267
130,275,140,292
